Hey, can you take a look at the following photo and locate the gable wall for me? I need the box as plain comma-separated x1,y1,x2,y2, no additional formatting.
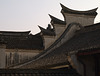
64,13,95,26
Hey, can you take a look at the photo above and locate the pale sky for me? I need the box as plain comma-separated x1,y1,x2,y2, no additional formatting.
0,0,100,34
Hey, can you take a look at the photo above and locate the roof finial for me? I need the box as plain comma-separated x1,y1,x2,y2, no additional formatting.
47,24,51,30
38,25,45,31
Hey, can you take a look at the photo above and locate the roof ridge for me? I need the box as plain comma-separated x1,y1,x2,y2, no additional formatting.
0,31,31,33
49,14,66,25
60,3,98,16
77,23,100,34
10,22,83,68
38,25,46,31
84,22,100,28
38,25,55,36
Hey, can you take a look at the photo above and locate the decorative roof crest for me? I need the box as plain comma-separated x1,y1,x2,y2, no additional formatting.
60,3,98,16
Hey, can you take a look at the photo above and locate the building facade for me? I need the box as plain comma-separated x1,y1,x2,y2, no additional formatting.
0,3,100,76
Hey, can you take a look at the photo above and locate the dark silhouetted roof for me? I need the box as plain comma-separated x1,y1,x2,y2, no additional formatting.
78,22,100,33
0,31,44,50
0,31,30,33
49,14,66,25
38,25,56,36
11,23,100,69
0,69,81,76
60,3,98,16
0,38,7,44
6,36,43,50
58,23,100,54
0,31,31,36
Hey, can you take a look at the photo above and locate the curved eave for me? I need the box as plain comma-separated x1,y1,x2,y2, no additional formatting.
49,14,66,25
60,3,98,16
38,26,56,36
38,25,46,32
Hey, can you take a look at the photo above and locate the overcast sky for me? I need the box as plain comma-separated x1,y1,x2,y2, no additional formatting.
0,0,100,34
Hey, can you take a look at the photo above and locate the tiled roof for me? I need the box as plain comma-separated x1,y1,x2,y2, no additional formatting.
60,3,98,16
0,31,30,33
11,23,100,69
0,32,44,50
0,38,6,44
59,23,100,54
0,31,30,36
78,22,100,33
18,49,68,69
0,69,81,76
6,39,43,50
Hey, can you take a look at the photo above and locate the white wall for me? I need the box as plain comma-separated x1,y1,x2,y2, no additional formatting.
5,49,41,67
43,36,56,49
64,13,95,26
43,24,66,49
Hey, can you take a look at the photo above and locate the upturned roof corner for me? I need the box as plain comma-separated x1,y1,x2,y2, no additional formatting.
38,25,56,36
60,3,98,16
38,25,45,31
49,14,66,25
